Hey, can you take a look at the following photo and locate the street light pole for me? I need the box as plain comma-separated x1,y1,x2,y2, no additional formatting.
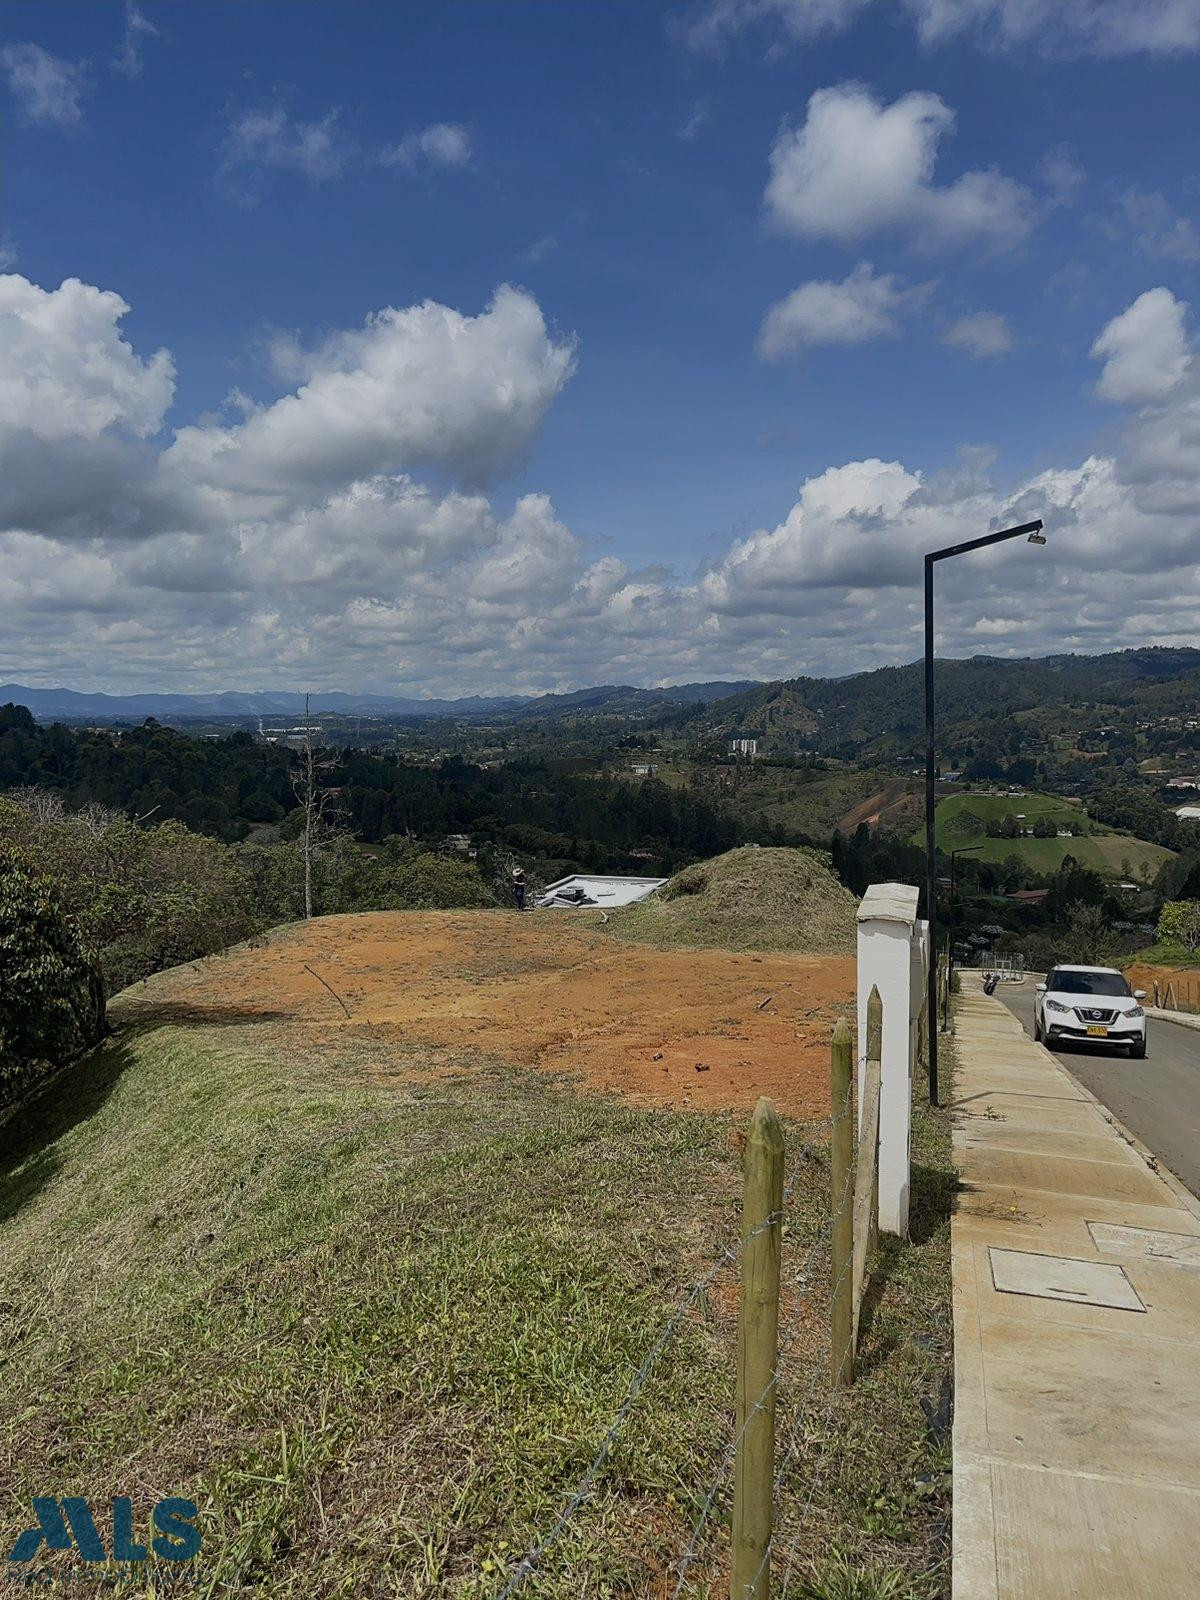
924,518,1044,1106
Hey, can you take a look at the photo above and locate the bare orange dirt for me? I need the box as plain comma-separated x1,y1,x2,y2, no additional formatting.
1125,962,1200,1013
117,911,854,1119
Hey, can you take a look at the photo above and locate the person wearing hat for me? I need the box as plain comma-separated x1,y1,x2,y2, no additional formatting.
512,865,526,911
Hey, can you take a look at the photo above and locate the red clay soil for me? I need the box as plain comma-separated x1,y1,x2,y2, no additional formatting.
116,911,854,1119
1125,962,1200,1012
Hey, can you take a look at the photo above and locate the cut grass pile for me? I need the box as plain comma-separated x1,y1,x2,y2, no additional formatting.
0,928,952,1598
607,845,859,957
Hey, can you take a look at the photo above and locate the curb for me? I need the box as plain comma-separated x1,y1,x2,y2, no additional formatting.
1147,1005,1200,1033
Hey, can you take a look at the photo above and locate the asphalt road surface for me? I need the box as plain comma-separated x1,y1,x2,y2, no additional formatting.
993,977,1200,1199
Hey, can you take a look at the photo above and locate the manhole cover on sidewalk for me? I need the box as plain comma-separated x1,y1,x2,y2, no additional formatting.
988,1247,1146,1311
1087,1222,1200,1267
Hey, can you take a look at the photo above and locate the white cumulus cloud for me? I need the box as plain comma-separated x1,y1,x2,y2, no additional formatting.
4,268,1200,696
0,274,174,442
1092,288,1191,404
163,285,575,504
764,84,1032,249
757,263,915,360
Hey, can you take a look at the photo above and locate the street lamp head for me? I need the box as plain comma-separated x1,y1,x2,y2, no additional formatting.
1027,526,1046,545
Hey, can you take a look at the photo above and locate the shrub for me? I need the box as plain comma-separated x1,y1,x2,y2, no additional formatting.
382,849,497,910
0,842,106,1107
0,798,259,992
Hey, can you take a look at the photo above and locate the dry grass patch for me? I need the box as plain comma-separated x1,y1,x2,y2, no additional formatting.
606,846,858,958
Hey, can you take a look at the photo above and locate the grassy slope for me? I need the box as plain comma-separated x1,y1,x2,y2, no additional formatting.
914,792,1174,880
721,770,889,842
1,994,952,1596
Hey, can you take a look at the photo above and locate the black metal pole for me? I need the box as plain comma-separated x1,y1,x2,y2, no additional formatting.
922,519,1042,1107
925,554,938,1106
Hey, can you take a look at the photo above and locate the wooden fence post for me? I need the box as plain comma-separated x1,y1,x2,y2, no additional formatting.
830,1019,854,1390
731,1096,784,1600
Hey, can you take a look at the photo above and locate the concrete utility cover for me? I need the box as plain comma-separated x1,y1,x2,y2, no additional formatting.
989,1247,1146,1311
1087,1222,1200,1268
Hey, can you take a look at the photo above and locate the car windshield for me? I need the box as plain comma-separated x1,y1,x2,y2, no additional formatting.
1047,970,1130,997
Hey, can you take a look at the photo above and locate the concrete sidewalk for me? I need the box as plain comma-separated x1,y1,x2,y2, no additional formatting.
951,976,1200,1598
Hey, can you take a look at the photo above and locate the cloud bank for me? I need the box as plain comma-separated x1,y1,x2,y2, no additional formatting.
2,270,1199,695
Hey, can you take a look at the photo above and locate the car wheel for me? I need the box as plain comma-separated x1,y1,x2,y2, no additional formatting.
1130,1035,1147,1060
1033,1015,1042,1042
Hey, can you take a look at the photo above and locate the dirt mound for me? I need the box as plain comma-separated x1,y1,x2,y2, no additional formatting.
606,845,857,956
113,911,853,1118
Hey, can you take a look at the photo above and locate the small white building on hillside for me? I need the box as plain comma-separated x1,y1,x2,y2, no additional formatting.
537,873,667,909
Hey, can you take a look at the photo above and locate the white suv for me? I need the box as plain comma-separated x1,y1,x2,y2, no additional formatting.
1034,965,1148,1058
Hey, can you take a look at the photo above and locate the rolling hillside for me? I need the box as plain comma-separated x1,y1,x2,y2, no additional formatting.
694,648,1200,760
917,791,1174,879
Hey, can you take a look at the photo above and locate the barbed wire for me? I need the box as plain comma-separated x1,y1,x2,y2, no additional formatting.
668,1079,857,1597
495,1099,846,1598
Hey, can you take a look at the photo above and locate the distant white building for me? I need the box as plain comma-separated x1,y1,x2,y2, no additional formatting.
728,738,758,757
1176,804,1200,820
629,762,658,776
537,874,667,909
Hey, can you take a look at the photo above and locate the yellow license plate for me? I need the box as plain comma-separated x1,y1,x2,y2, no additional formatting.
1086,1026,1109,1037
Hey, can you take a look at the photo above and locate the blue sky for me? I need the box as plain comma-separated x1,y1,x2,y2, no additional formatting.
3,0,1200,694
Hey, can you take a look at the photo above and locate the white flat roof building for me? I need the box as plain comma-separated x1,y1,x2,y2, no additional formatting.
537,873,667,909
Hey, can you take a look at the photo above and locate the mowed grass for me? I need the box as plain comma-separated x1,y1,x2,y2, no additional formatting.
0,1006,953,1597
915,792,1173,880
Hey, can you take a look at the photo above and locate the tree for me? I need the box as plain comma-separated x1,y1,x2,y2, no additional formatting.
0,842,106,1105
1158,901,1200,955
292,693,342,920
1059,901,1119,966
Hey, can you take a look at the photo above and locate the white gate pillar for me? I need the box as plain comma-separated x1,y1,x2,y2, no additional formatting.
856,883,920,1236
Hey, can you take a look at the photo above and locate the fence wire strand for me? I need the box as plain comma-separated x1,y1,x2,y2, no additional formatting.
495,1113,834,1599
496,1061,868,1600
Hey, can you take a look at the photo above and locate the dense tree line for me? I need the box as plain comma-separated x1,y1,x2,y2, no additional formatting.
0,705,739,872
1087,784,1200,854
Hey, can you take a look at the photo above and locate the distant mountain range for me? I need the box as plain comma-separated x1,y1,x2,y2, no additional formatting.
4,649,1198,753
0,680,757,723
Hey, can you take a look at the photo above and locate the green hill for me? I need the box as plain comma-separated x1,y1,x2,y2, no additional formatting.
916,791,1174,880
694,647,1200,761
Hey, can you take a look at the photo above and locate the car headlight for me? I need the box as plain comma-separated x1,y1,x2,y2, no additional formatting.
1045,999,1071,1013
1127,1006,1144,1019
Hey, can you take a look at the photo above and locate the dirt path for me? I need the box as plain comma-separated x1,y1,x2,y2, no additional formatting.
115,911,854,1118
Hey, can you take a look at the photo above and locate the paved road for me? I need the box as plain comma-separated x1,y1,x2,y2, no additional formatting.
993,976,1200,1198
